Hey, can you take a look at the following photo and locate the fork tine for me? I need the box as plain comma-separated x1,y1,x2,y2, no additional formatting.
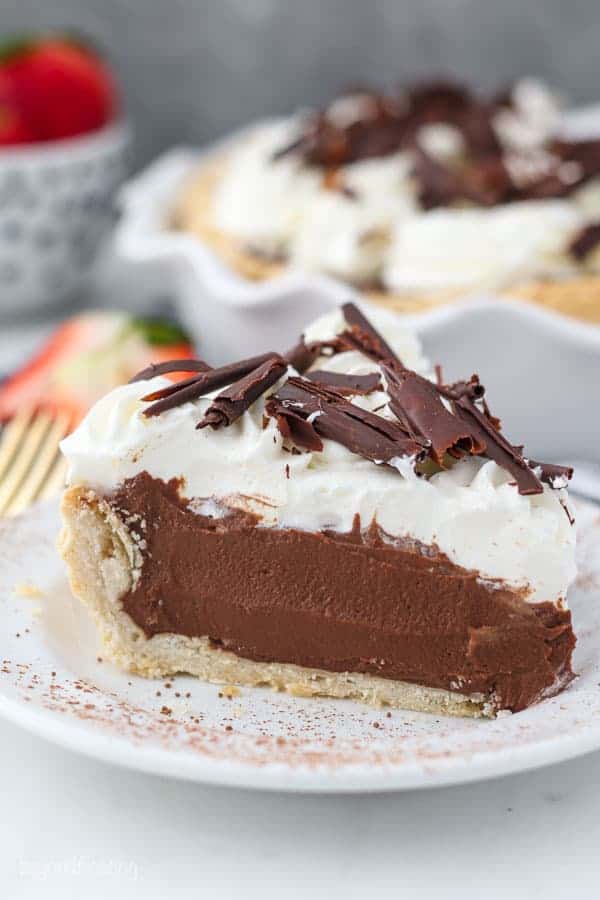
0,411,54,515
0,406,36,482
5,412,72,516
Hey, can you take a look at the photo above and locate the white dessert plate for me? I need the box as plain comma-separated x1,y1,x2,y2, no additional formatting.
1,498,600,793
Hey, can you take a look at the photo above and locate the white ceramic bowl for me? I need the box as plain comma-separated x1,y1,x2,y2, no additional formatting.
115,128,600,466
0,121,130,318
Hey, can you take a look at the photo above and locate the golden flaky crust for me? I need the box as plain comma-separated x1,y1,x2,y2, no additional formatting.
59,485,489,718
171,156,600,324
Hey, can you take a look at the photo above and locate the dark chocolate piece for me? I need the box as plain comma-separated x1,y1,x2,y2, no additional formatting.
383,364,482,464
284,339,321,374
341,302,397,362
129,359,211,384
270,78,600,208
305,370,382,395
198,355,287,430
528,460,574,487
413,148,513,210
142,352,277,417
135,302,571,500
451,392,544,495
267,377,426,464
569,223,600,261
365,362,545,494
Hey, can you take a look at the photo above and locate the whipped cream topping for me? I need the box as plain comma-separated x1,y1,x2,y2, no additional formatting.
384,201,583,293
62,308,576,603
212,121,321,258
208,79,600,293
289,153,417,284
492,78,562,153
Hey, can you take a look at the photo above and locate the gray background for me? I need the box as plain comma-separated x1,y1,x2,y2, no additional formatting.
3,0,600,166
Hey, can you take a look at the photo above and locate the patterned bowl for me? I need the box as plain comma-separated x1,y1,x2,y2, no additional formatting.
0,121,130,318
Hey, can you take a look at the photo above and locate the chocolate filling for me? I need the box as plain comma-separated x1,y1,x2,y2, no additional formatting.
111,473,575,713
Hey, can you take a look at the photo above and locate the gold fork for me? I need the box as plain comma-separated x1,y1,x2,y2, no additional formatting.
0,407,71,517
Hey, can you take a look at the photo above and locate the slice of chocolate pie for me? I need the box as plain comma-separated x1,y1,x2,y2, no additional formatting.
59,304,577,717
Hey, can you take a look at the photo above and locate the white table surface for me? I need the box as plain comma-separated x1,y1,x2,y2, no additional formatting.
1,717,599,900
2,252,600,900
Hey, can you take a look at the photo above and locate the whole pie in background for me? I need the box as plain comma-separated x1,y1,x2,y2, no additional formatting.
173,78,600,323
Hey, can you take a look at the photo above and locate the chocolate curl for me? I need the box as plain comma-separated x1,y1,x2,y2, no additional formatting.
283,338,322,374
569,223,600,261
528,460,574,488
267,377,426,466
442,375,486,402
198,356,287,430
305,370,382,395
142,352,277,417
412,147,466,210
129,358,211,384
413,147,512,210
341,302,397,362
269,406,323,452
383,364,482,465
385,362,548,495
451,394,544,495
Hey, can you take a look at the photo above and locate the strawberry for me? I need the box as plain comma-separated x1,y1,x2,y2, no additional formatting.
0,313,195,427
0,104,35,145
0,33,118,144
0,67,34,145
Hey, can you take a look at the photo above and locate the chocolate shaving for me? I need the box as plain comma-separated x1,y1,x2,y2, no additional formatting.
443,375,486,402
413,148,513,210
273,79,500,169
267,377,426,465
528,460,574,487
341,302,397,362
269,405,324,452
569,223,600,261
272,78,600,210
134,301,572,503
451,393,544,495
142,352,277,417
305,370,382,395
129,359,211,384
382,364,554,495
284,338,321,374
383,364,482,464
407,79,473,121
198,355,287,430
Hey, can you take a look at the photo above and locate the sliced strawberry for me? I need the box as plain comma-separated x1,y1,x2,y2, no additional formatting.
0,34,118,143
0,313,194,427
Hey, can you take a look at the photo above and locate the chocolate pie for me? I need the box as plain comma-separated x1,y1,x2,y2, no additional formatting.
59,304,577,717
173,78,600,323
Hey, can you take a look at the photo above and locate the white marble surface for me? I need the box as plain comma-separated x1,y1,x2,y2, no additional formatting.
0,717,599,899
